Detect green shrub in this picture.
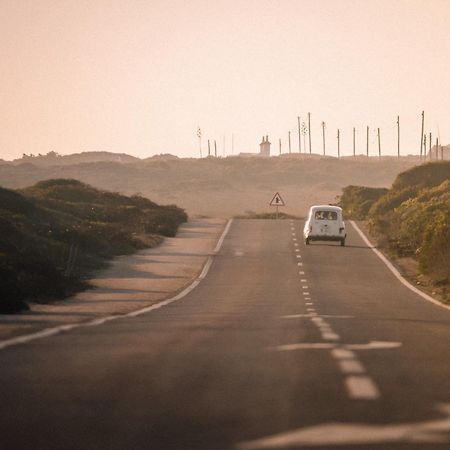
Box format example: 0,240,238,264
343,163,450,290
0,180,187,313
339,186,388,219
419,206,450,282
392,161,450,191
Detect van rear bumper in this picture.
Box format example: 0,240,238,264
306,235,345,242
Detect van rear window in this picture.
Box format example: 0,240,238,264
315,211,338,220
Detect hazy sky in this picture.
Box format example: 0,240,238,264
1,0,449,160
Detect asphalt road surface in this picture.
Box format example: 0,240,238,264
2,219,450,450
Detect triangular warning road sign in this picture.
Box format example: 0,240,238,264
270,192,285,206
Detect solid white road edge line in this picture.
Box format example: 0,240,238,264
214,219,233,253
350,220,450,312
0,219,234,351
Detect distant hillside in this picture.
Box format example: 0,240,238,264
0,179,187,313
0,152,424,217
11,151,140,166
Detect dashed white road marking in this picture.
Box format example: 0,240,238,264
286,225,387,402
345,375,380,400
322,332,340,341
338,359,365,374
331,348,357,359
311,316,324,322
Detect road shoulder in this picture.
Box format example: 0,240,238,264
0,218,226,340
353,220,449,307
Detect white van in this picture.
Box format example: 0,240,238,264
303,205,346,246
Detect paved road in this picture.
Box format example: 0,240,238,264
2,219,450,449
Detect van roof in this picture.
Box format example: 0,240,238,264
309,205,342,212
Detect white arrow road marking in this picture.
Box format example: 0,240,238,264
271,341,402,352
347,341,403,350
282,314,354,319
237,404,450,448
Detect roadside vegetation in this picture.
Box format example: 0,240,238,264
0,179,187,313
339,162,450,301
234,211,300,220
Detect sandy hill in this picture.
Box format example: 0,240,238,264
0,153,424,217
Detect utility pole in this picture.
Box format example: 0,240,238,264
308,112,312,154
321,121,326,156
423,134,427,160
366,126,369,157
377,127,381,159
208,139,211,157
297,116,301,153
436,137,439,160
197,127,202,158
353,127,356,157
337,129,340,158
279,138,282,155
429,132,432,160
214,140,217,157
288,131,291,153
397,116,400,157
420,111,424,159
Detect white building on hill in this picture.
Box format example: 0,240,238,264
238,135,271,157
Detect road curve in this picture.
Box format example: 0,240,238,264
2,219,450,450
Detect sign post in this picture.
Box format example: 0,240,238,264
269,192,285,219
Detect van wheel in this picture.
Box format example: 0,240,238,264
305,238,310,245
340,238,345,247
